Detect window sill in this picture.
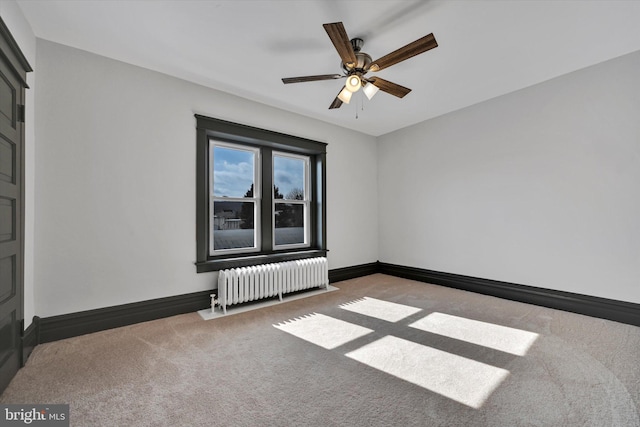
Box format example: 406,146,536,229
195,249,328,273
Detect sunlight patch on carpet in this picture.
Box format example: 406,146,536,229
409,312,539,356
273,313,373,350
339,297,422,322
346,335,510,409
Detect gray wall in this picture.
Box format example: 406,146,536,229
33,39,378,317
378,50,640,304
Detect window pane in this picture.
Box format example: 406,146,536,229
213,146,255,198
274,203,304,245
274,155,305,200
213,201,255,250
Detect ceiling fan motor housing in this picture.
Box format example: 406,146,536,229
342,44,372,74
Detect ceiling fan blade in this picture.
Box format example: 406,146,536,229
369,33,438,72
282,74,343,84
329,97,343,109
323,22,357,68
369,77,411,98
329,87,345,109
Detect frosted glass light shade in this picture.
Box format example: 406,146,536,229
345,75,362,92
363,82,380,100
338,87,353,104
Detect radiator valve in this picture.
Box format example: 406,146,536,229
210,293,219,309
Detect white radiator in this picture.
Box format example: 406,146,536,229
215,257,329,314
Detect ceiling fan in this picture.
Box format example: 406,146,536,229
282,22,438,109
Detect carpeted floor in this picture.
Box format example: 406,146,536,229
2,274,639,426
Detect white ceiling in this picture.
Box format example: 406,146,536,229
17,0,640,136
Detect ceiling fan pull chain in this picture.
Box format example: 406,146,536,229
355,91,363,119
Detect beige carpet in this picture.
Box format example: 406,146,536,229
2,274,639,426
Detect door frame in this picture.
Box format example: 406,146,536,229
0,15,32,394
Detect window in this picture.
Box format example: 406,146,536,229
196,115,327,272
210,142,260,254
273,152,310,249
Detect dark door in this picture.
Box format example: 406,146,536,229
0,17,31,393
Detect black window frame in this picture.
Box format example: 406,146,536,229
195,115,327,272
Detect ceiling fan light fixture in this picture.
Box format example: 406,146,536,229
338,87,353,104
345,74,362,92
363,82,380,100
